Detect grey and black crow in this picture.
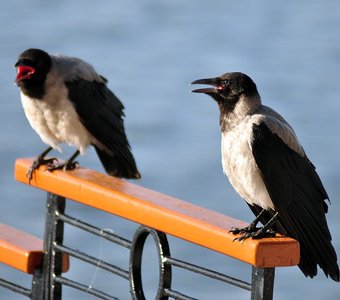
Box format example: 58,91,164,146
192,72,339,281
15,48,140,180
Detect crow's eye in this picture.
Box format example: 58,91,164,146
222,79,230,86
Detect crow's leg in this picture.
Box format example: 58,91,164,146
229,208,266,235
27,147,57,182
234,212,279,242
46,150,80,172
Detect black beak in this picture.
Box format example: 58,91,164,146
191,77,221,94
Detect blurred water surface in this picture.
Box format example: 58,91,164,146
1,1,340,299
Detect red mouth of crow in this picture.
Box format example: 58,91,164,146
15,66,35,83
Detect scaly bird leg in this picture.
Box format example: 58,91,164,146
233,212,279,242
46,150,80,172
229,208,266,234
27,146,57,182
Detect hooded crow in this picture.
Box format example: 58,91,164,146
192,72,339,281
15,48,140,180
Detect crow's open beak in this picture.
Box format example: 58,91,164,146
191,77,222,94
15,65,35,83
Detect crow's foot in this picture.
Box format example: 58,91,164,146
27,157,58,182
229,223,259,235
46,161,79,172
232,228,276,242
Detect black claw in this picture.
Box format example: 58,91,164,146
233,232,251,242
231,211,278,242
27,157,58,182
233,236,243,242
46,161,79,172
229,224,259,235
229,227,240,234
232,229,276,242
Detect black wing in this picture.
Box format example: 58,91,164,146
65,79,140,179
252,122,338,281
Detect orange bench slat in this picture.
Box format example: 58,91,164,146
0,223,69,274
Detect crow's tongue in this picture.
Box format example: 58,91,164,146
15,66,35,83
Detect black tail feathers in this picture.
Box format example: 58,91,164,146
94,146,141,179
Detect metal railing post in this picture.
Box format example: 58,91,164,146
250,266,275,300
31,268,44,300
42,193,66,300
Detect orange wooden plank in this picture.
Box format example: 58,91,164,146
0,223,69,274
0,224,43,274
15,158,300,268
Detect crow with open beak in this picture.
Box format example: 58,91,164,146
15,48,140,180
192,72,339,281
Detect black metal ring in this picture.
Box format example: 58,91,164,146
129,226,172,300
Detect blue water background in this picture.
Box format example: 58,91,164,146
0,1,340,299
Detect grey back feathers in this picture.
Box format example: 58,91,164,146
50,55,105,83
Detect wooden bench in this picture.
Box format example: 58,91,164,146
0,223,69,274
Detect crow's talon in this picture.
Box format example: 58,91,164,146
229,225,260,235
233,233,252,242
47,161,79,172
27,157,59,182
229,227,242,234
232,229,276,242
